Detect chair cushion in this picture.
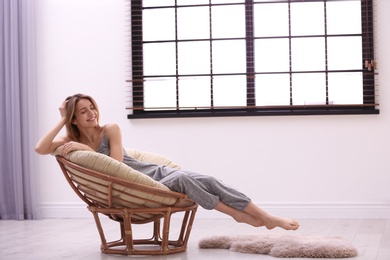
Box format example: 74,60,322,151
53,146,196,222
52,146,172,191
125,148,181,170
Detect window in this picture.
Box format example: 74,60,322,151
126,0,378,118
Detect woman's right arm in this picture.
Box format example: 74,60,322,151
35,118,68,155
35,101,70,155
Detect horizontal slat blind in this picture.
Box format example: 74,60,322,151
125,0,378,117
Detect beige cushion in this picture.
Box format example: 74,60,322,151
53,146,175,189
125,148,181,170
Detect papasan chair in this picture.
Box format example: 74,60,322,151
53,146,198,255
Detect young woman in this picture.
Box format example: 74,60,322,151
35,93,299,231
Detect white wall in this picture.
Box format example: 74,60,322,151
35,0,390,219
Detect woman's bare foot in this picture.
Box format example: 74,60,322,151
233,211,265,227
263,215,299,230
214,201,298,230
242,202,299,230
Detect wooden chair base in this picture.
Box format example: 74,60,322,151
88,204,198,255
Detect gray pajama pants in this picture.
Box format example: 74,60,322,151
122,155,251,211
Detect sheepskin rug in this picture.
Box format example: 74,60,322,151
199,233,358,258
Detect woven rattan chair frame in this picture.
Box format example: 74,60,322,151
56,155,198,255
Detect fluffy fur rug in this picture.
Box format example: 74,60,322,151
199,233,358,258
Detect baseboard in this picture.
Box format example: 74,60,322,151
40,202,390,219
257,202,390,219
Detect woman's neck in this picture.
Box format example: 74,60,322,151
78,125,104,150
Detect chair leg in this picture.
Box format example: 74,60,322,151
161,209,172,254
89,207,130,253
153,219,161,243
88,207,110,251
176,211,189,246
122,210,135,253
166,208,196,248
182,208,196,247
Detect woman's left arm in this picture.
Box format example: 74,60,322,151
62,141,94,156
106,123,124,162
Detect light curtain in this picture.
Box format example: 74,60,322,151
0,0,41,220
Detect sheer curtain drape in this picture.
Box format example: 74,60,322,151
0,0,41,220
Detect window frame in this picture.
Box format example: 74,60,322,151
128,0,378,119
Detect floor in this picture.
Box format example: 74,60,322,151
0,217,389,260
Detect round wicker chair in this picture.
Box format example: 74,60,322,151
53,147,198,255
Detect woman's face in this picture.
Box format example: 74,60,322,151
72,98,99,128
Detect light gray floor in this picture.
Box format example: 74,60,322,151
1,217,389,260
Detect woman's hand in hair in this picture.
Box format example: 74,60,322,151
59,100,68,119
